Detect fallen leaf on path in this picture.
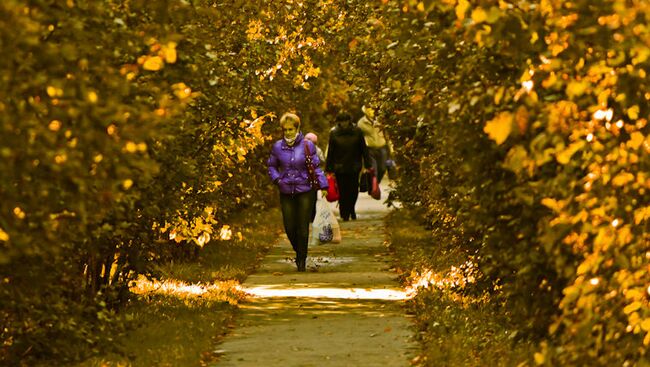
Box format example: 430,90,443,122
384,327,392,332
272,272,284,276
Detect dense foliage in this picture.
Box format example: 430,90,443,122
369,0,650,365
0,0,376,363
3,0,649,365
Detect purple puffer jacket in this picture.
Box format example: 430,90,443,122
268,133,329,195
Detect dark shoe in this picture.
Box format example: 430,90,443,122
351,213,357,220
296,258,306,272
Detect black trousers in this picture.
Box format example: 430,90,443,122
335,170,360,220
280,191,316,262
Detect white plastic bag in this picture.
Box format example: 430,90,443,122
311,196,341,245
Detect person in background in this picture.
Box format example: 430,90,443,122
305,132,325,163
268,113,328,271
357,105,389,184
325,112,371,221
305,132,325,223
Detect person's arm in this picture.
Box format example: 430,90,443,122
325,134,335,173
267,145,281,184
360,131,372,170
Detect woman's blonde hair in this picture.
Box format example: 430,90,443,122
280,112,301,128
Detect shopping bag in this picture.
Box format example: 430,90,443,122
369,173,381,200
311,196,341,245
326,174,339,202
359,170,372,192
326,198,341,243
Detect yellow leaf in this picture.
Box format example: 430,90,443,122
417,2,425,12
13,207,25,219
47,86,63,97
542,72,557,89
455,0,470,21
125,142,138,153
122,179,133,190
634,206,650,225
576,262,590,276
174,87,191,99
0,228,9,242
494,86,505,105
612,171,635,186
628,132,644,150
539,0,553,15
541,198,565,213
534,352,545,365
632,46,650,65
627,105,640,120
566,80,589,98
483,111,513,145
87,91,98,103
556,141,585,165
471,7,488,23
49,120,62,131
143,56,164,71
162,42,177,63
624,301,642,315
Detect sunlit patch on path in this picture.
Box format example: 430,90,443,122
244,285,408,300
213,183,418,366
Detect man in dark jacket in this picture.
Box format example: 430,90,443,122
325,112,372,221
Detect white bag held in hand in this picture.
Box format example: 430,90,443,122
311,196,341,245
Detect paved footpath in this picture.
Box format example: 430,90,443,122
213,184,417,366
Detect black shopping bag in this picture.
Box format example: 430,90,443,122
359,170,372,192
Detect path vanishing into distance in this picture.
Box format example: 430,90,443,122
213,183,418,366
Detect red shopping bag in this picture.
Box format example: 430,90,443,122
326,174,339,202
369,172,381,200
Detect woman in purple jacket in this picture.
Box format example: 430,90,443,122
268,112,328,271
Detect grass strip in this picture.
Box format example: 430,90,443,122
386,208,535,367
76,207,282,367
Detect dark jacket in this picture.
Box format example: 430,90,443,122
325,124,371,174
268,133,329,195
